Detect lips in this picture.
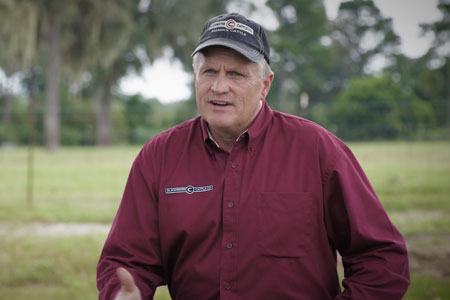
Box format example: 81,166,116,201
210,100,231,106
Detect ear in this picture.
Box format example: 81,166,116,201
193,71,199,87
260,73,274,101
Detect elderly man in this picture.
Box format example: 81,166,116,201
97,12,409,300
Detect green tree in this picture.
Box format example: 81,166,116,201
123,94,160,144
265,0,333,114
421,0,450,131
325,75,434,140
388,54,446,136
1,0,228,147
0,1,39,144
80,0,227,145
0,0,128,149
70,0,135,146
331,0,400,79
383,1,449,139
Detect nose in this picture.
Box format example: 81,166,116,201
211,71,230,94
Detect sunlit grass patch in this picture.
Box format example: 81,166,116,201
0,146,140,223
349,142,450,212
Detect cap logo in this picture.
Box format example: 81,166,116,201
209,19,254,35
225,19,236,29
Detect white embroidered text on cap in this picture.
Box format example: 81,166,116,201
209,19,254,35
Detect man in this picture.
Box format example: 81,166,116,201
97,12,409,300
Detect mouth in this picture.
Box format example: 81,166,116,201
210,100,231,107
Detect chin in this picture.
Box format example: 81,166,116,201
208,120,233,130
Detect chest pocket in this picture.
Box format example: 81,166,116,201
257,192,312,258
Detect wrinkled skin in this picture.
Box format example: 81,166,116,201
194,47,273,152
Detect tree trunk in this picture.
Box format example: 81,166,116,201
44,11,61,151
96,79,112,146
1,76,13,124
1,94,11,124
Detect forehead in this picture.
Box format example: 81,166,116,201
202,46,255,66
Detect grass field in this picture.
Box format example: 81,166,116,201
0,142,449,299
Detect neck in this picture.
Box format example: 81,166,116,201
208,101,263,153
208,128,240,153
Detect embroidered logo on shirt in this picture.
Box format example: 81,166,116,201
165,185,214,195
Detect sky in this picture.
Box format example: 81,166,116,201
325,0,441,57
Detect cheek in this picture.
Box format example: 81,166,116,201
196,80,212,95
246,81,264,100
195,85,207,102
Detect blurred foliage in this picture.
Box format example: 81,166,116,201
331,0,400,77
265,0,332,112
0,0,449,146
316,74,435,140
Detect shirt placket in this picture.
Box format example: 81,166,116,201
220,143,244,299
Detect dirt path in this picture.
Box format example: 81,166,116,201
0,222,110,236
1,221,449,278
406,234,450,277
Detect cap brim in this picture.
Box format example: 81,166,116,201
191,38,264,62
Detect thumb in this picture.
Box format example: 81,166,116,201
116,267,137,293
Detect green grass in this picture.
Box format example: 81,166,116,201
2,233,448,300
0,234,106,299
0,233,171,300
403,274,450,300
1,142,449,223
0,146,141,223
349,142,450,212
389,210,450,235
0,142,449,299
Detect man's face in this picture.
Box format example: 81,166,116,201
194,47,272,137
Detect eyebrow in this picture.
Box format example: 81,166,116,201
202,61,251,73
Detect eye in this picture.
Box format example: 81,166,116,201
203,69,216,74
230,71,243,77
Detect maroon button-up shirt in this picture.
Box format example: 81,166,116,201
97,102,409,299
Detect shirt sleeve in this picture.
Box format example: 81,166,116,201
97,145,166,299
322,138,410,299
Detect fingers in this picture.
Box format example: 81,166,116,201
116,267,137,293
114,267,142,300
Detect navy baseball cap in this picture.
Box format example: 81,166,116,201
192,13,270,64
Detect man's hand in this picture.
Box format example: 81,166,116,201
113,267,143,300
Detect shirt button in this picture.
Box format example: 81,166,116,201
231,162,237,169
228,202,234,208
226,243,233,249
225,284,231,290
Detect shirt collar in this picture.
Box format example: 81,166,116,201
200,101,273,153
200,116,213,144
200,117,220,156
206,126,221,148
247,100,273,143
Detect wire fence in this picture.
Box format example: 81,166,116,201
0,98,449,148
